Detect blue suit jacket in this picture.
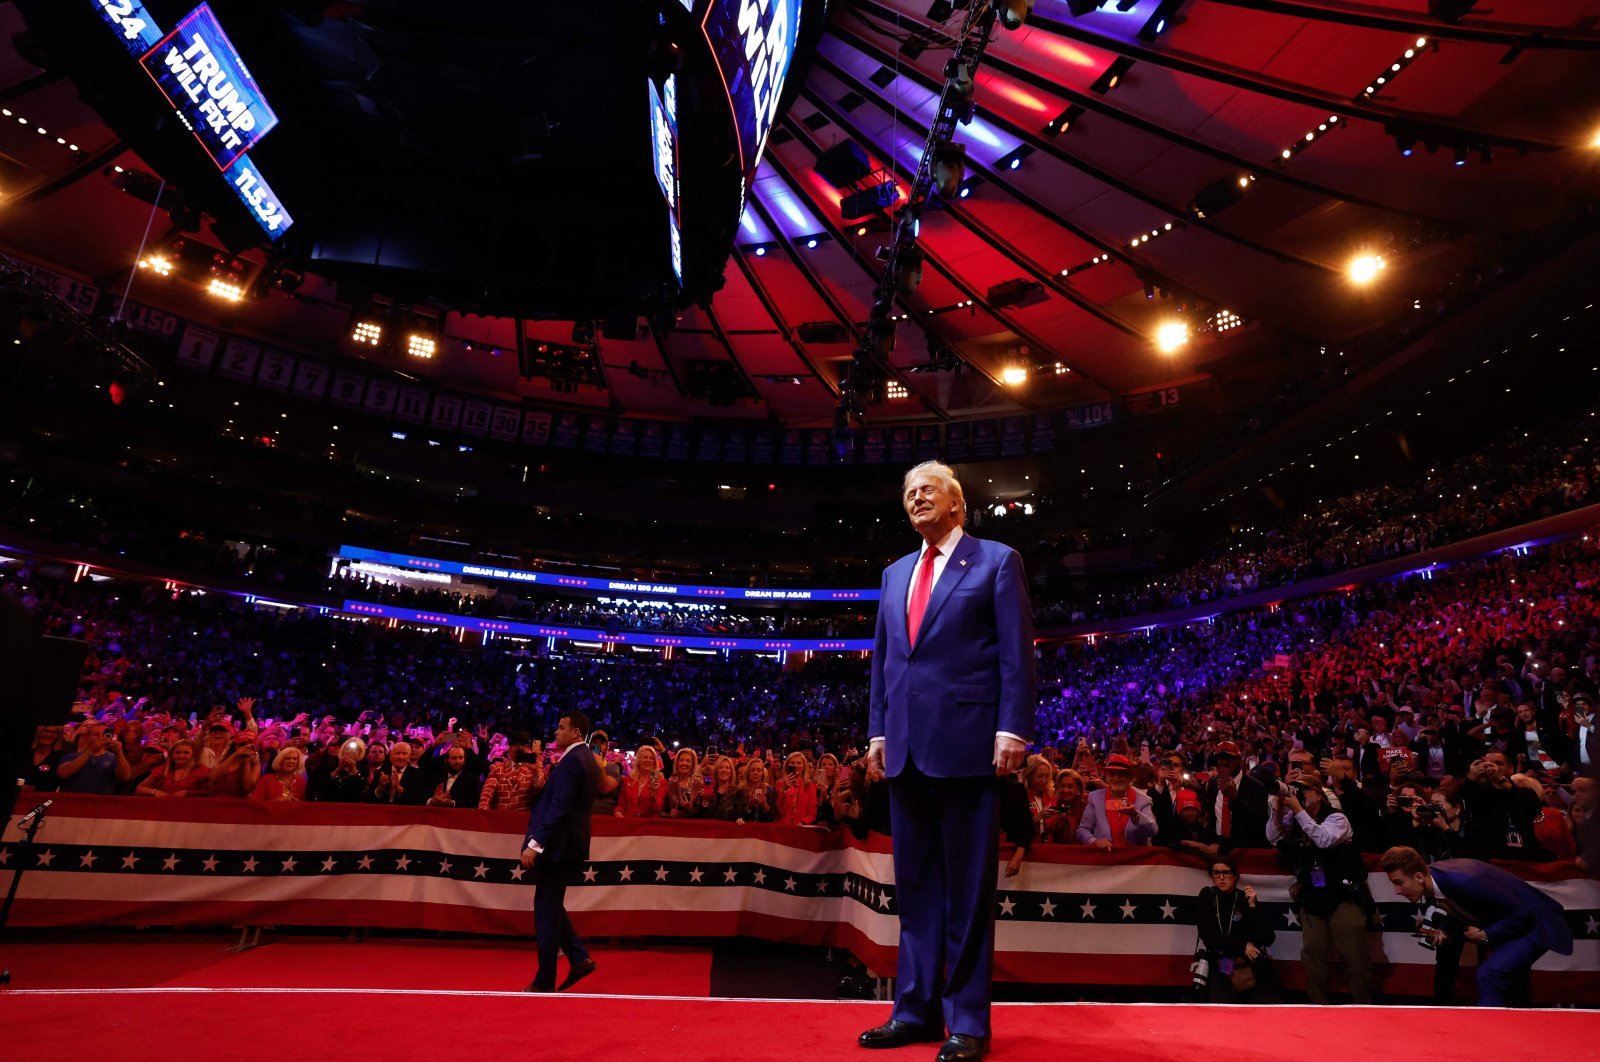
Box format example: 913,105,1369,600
869,532,1036,779
1430,858,1574,955
1076,788,1158,846
523,743,600,872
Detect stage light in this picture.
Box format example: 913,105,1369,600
958,185,972,198
754,245,767,256
806,237,819,249
1001,365,1028,386
351,320,383,346
1091,58,1134,94
1453,146,1468,166
886,379,910,400
1347,253,1386,285
1155,320,1188,353
1591,126,1600,148
1054,362,1069,375
1009,157,1021,170
856,225,869,236
998,0,1034,32
138,254,173,277
932,142,967,198
406,333,437,359
1137,0,1183,41
207,278,244,303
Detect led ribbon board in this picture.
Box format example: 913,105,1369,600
140,3,278,171
702,0,802,175
92,0,164,55
338,545,879,602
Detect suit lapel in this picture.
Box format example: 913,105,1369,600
911,533,978,653
886,550,917,647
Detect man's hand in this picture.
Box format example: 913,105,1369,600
237,697,255,717
1282,790,1303,815
1463,925,1488,944
994,734,1026,777
1092,838,1114,852
1417,926,1449,946
866,740,886,782
1241,884,1257,907
519,846,537,870
1004,848,1025,878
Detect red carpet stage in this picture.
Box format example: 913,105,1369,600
1,983,1594,1062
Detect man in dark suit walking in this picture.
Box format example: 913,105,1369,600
859,462,1035,1062
1382,845,1574,1006
520,709,601,993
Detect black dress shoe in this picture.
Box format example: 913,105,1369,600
557,957,597,991
521,981,550,993
935,1035,989,1062
858,1020,944,1049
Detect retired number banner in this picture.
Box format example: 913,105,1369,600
4,796,1597,1003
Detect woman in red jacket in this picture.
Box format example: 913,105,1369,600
620,745,670,818
776,752,819,826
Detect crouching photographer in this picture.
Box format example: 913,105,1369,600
1381,845,1574,1007
1193,853,1279,1003
1268,774,1375,1004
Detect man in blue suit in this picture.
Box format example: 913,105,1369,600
1381,845,1574,1006
519,709,601,993
858,462,1035,1062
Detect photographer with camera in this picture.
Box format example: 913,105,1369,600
1194,853,1279,1003
479,732,545,811
1457,750,1551,861
1382,845,1573,1006
1268,771,1375,1004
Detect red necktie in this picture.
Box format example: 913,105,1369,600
1219,791,1233,838
907,545,939,646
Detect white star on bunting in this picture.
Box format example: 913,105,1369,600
79,850,97,869
1079,899,1096,919
0,848,10,865
783,876,797,892
35,849,55,867
723,867,738,883
438,858,453,875
1040,897,1057,918
395,855,412,872
618,865,634,882
473,862,489,879
816,879,828,893
1585,915,1598,936
321,857,338,873
357,854,374,870
582,866,598,882
121,852,140,871
510,865,525,881
1159,900,1177,920
1119,899,1137,920
878,890,891,910
202,855,218,872
241,856,258,873
654,865,670,882
280,857,298,873
162,854,180,871
999,896,1016,917
753,869,767,885
1284,910,1301,927
688,867,704,883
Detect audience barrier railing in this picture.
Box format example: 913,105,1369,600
5,796,1597,1002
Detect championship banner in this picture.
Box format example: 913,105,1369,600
5,797,1597,1002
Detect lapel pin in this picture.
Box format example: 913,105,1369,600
959,560,968,567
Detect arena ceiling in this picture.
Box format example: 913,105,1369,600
0,0,1598,429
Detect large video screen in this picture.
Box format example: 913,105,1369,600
140,3,279,171
702,0,802,175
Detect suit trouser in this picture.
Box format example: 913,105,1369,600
888,766,1000,1039
1475,936,1546,1007
1300,902,1372,1004
532,873,590,990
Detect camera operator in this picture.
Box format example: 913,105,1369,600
1268,772,1374,1004
1382,845,1573,1006
1457,750,1551,861
1195,853,1278,1003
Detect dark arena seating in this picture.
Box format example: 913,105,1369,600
2,1,1599,1053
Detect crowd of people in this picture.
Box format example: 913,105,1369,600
1037,409,1598,624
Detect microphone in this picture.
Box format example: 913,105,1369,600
17,799,52,830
